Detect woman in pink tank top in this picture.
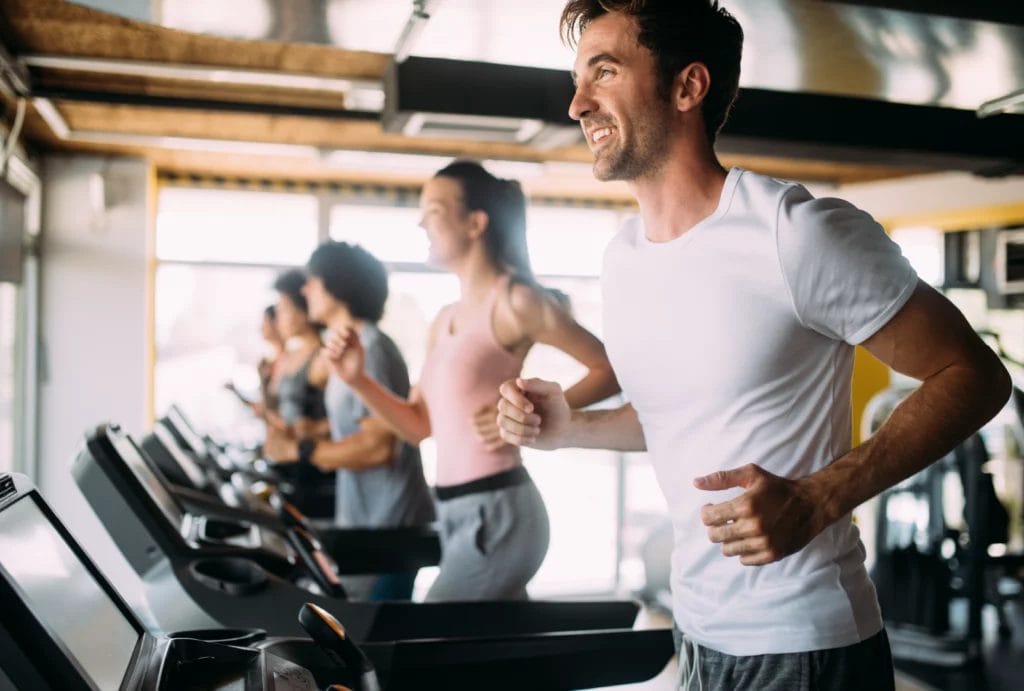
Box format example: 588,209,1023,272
324,161,619,600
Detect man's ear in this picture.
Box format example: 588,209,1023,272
674,62,711,113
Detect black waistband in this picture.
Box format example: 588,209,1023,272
435,466,530,501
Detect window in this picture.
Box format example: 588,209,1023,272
0,282,16,472
154,263,280,445
527,207,619,277
157,188,318,264
330,204,428,264
154,186,320,445
157,184,650,596
891,226,943,286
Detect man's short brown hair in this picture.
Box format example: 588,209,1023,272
561,0,743,143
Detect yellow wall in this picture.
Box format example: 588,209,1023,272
852,201,1024,445
851,347,890,446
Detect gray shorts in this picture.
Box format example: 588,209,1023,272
672,626,895,691
426,475,550,601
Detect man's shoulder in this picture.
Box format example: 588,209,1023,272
730,168,804,217
361,324,411,390
728,169,878,238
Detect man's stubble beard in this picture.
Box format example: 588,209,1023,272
592,105,673,182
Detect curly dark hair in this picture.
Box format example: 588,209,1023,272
306,241,389,323
560,0,743,142
273,268,310,314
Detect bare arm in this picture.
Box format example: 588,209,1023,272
323,321,438,446
292,416,331,439
506,283,620,409
263,417,397,471
497,378,646,452
347,378,432,446
310,417,397,471
565,402,646,451
807,280,1010,524
698,280,1011,565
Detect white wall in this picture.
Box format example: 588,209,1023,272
37,154,151,607
839,171,1024,223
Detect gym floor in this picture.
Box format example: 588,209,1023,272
893,603,1024,691
598,604,1024,690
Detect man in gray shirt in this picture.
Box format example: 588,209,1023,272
265,241,435,600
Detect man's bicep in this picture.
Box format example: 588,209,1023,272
861,279,979,381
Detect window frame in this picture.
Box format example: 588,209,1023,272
2,155,42,481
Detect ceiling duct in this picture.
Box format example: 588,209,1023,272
384,55,1024,176
383,57,581,149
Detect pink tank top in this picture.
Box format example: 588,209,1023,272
418,276,526,486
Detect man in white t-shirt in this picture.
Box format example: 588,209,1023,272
496,1,1011,689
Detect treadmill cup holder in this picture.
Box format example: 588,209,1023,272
167,627,268,647
189,556,269,596
200,517,251,540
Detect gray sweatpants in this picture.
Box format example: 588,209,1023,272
673,627,895,690
426,478,550,601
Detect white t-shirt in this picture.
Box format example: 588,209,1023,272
602,168,917,656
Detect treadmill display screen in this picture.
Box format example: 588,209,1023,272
111,432,186,528
0,497,140,689
154,423,208,489
168,405,208,458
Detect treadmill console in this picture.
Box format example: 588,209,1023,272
112,428,291,561
166,404,211,461
0,474,337,691
152,422,209,490
0,491,143,689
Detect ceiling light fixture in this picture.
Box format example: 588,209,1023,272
21,55,382,99
321,149,544,179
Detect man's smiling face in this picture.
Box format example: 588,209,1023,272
569,12,675,182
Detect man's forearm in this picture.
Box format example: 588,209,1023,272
314,430,393,471
808,356,1010,525
565,403,646,451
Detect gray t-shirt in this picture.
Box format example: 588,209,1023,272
326,322,435,528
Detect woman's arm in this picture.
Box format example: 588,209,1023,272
505,283,620,409
322,319,440,445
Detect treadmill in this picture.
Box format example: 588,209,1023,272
74,423,647,642
0,472,677,690
140,416,442,578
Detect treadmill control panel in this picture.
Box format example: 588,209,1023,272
181,514,292,561
0,475,362,691
0,495,141,690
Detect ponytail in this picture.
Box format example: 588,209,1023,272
434,160,571,311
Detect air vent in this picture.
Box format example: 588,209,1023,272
402,112,543,143
383,57,579,150
0,474,15,501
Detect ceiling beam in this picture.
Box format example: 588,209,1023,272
20,55,382,94
32,86,379,121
